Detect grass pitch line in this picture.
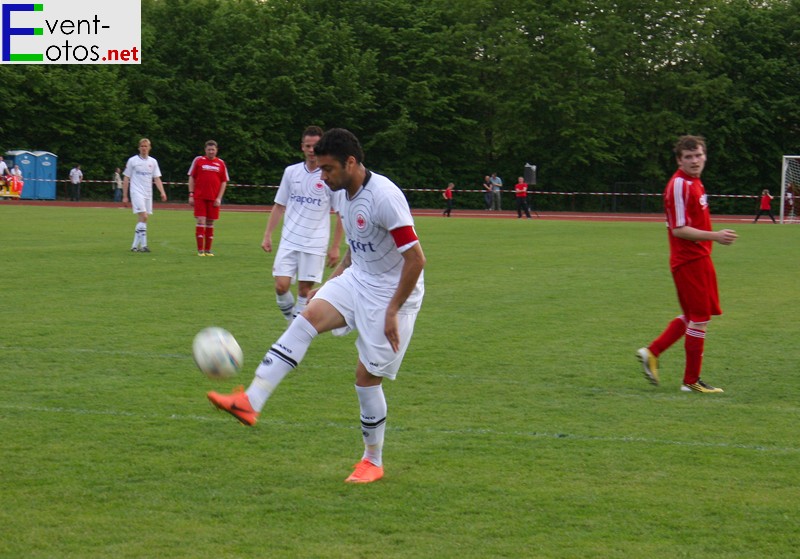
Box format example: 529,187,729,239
2,403,798,455
0,344,189,360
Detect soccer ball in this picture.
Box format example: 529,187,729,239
192,327,243,379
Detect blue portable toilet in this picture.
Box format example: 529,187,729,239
5,150,36,198
32,151,58,199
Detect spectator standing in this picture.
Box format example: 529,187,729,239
112,167,123,202
785,183,795,219
69,164,83,201
442,182,454,217
514,177,532,219
490,173,503,211
753,189,776,223
482,175,493,210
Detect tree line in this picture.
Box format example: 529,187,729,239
1,0,798,211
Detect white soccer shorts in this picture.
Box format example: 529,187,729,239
130,191,153,215
272,246,325,284
314,268,419,379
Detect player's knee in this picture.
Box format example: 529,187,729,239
274,279,291,295
297,282,314,297
688,320,709,331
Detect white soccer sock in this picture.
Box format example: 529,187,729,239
356,384,387,467
246,315,318,411
276,291,294,321
132,223,147,248
293,295,308,319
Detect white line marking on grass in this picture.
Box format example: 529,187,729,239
2,404,797,455
0,345,187,359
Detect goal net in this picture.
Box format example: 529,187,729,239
780,156,800,223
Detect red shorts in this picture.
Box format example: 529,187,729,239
193,198,220,220
672,257,721,323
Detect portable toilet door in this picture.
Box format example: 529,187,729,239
32,151,58,199
5,149,36,199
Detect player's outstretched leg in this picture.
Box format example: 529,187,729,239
208,316,318,426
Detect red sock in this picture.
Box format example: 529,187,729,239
683,328,705,384
649,316,687,357
204,225,214,252
195,225,205,251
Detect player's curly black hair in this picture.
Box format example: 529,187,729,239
314,128,364,167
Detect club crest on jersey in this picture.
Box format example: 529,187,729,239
356,212,368,230
313,181,325,193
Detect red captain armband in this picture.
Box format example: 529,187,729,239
390,225,419,250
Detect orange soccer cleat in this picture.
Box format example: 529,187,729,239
207,386,259,426
345,459,384,484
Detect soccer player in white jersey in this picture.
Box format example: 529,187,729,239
262,125,344,322
122,138,167,253
209,128,426,484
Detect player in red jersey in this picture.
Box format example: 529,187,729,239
188,140,230,256
637,135,737,393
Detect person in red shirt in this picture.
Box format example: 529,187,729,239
442,182,454,217
514,177,532,219
188,140,230,256
753,189,776,223
636,135,737,393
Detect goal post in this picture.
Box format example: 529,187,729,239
780,156,800,223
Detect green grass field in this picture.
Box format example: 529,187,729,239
1,205,798,558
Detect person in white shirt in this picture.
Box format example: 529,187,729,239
69,164,83,201
262,125,343,322
122,138,167,253
0,157,9,176
209,128,426,484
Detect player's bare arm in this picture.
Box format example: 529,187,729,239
187,176,195,206
261,204,286,252
155,177,167,201
215,181,227,207
384,242,426,352
327,215,344,268
329,247,351,280
121,176,130,205
672,225,738,245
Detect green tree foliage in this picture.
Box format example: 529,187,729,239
1,0,798,208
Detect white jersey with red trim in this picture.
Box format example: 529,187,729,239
334,170,424,310
274,162,337,256
124,155,161,197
